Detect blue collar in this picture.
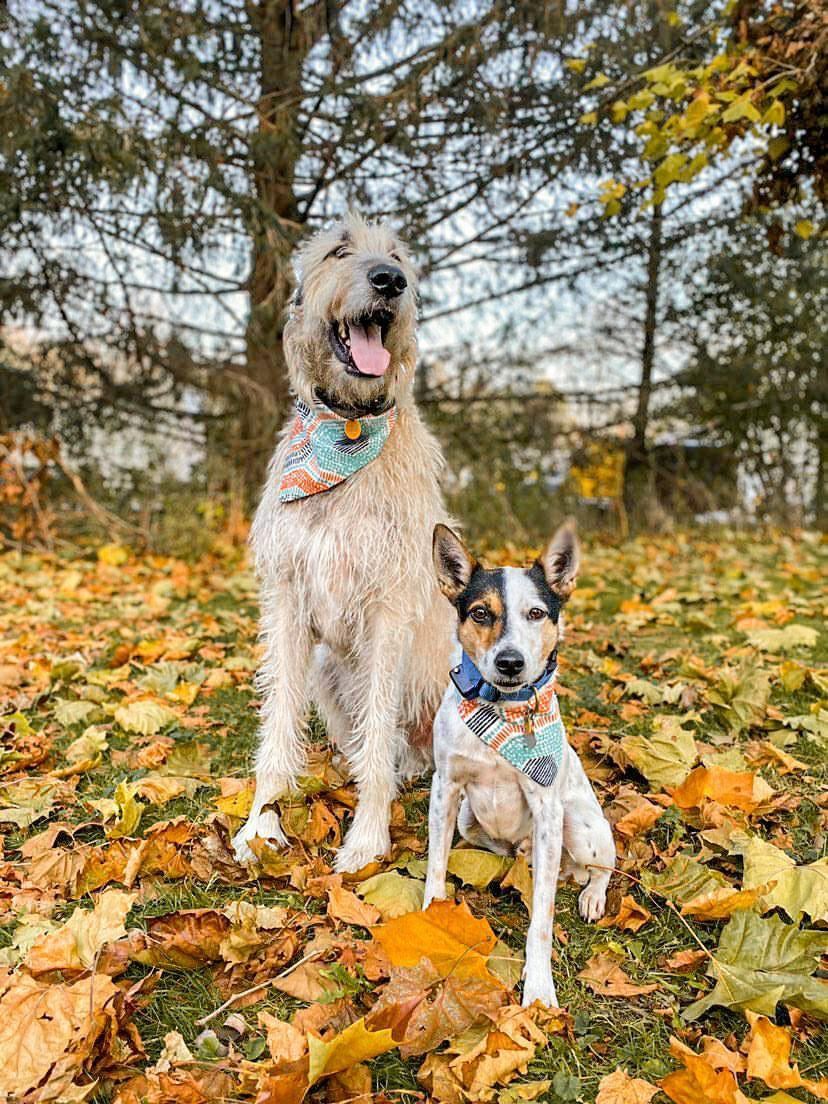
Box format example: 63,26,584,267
450,649,558,703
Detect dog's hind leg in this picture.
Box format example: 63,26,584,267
312,646,353,752
457,796,512,856
333,612,408,873
233,582,313,864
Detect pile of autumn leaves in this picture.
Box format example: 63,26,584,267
0,534,826,1104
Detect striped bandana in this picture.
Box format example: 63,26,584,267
455,678,565,787
279,398,397,502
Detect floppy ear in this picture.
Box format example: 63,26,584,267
433,524,476,603
539,519,580,600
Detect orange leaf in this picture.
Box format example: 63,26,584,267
680,883,768,920
746,1013,828,1098
371,899,498,980
661,1037,750,1104
672,766,772,812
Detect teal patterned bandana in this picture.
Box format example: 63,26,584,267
279,399,397,502
454,678,565,786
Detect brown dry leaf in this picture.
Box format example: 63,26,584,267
447,1003,553,1101
113,1067,237,1104
371,898,498,981
660,1036,750,1104
671,765,773,812
596,1067,659,1104
680,883,768,920
25,887,137,975
259,1010,308,1063
0,971,120,1099
578,952,659,998
373,956,505,1057
124,908,230,969
598,894,652,932
745,1012,828,1098
613,799,665,839
326,1063,373,1104
663,948,708,973
326,876,382,928
273,957,340,1003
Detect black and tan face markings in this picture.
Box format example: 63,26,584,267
456,567,507,661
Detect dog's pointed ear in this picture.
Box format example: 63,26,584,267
433,524,476,603
539,519,580,600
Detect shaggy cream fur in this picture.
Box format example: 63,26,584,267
233,214,455,873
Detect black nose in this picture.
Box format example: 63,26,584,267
368,263,407,299
494,648,524,678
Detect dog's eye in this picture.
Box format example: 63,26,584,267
327,244,351,260
390,251,401,262
527,608,547,621
469,607,490,624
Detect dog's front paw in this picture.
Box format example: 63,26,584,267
334,829,391,874
578,880,608,922
522,973,559,1008
232,809,288,865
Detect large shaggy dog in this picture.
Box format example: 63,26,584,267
233,214,454,873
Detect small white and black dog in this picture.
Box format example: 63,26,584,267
424,521,615,1007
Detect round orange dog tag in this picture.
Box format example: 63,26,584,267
344,419,362,440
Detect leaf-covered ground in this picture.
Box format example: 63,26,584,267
0,531,826,1104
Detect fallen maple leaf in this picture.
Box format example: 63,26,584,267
597,1067,658,1104
373,956,505,1056
578,952,659,998
355,870,424,919
680,883,768,920
326,876,382,927
613,798,665,839
684,909,828,1020
735,833,828,922
372,898,498,981
672,765,774,812
745,1012,828,1098
598,894,652,932
0,972,122,1099
25,887,137,975
661,1036,749,1104
447,847,512,888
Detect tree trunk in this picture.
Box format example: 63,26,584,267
237,1,320,500
623,200,666,529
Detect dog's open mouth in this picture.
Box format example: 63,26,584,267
329,309,394,378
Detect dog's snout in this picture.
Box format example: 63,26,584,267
494,648,524,678
368,263,407,299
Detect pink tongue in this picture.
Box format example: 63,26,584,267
349,323,390,377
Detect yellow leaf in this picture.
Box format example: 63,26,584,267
97,543,130,566
565,58,587,73
447,848,512,888
584,73,611,90
356,870,424,919
307,1016,397,1085
794,219,814,240
764,100,785,126
114,699,177,735
580,111,598,125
